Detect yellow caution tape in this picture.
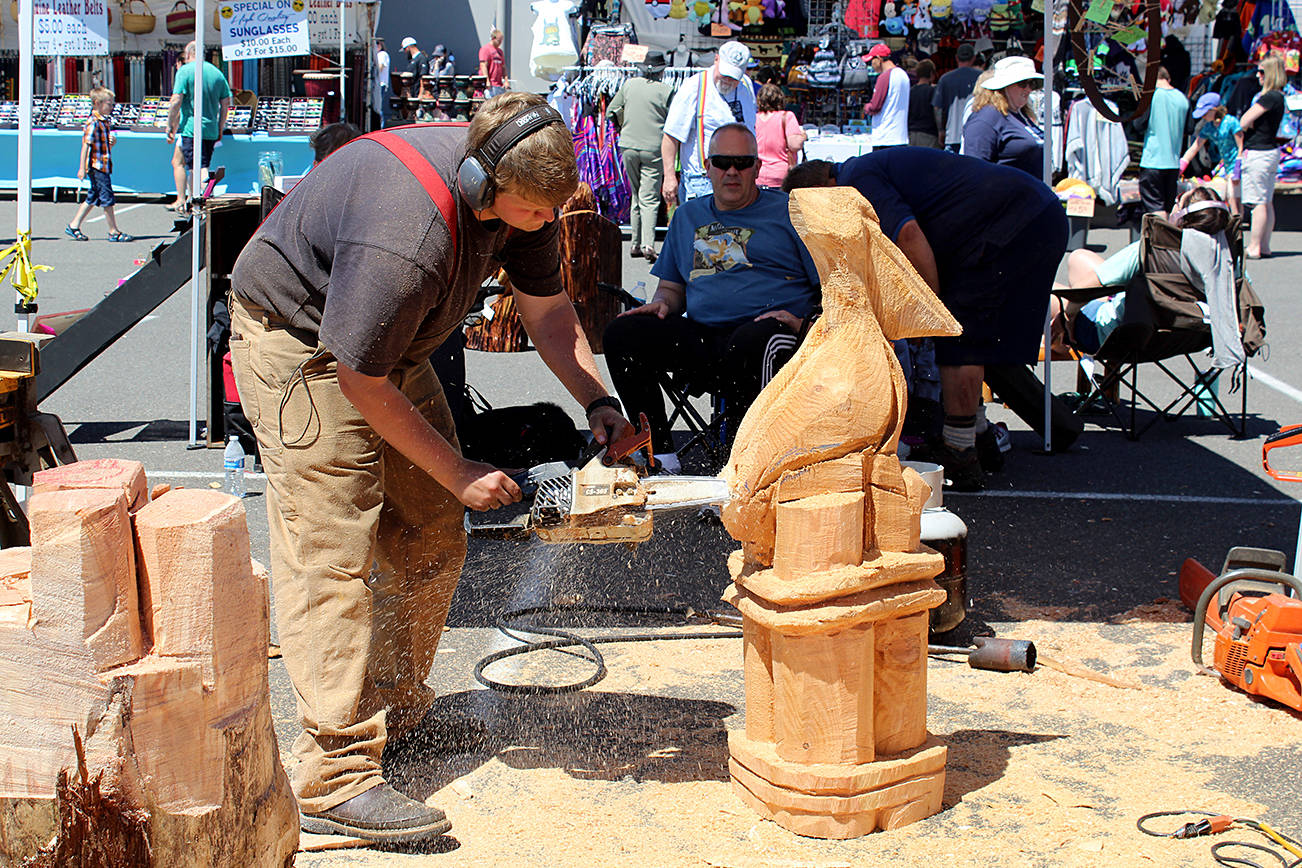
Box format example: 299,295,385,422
0,231,51,304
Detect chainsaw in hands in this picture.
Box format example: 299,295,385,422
464,413,731,544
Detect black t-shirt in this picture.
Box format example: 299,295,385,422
1244,89,1286,151
232,125,563,377
908,83,937,134
833,147,1057,269
408,51,430,78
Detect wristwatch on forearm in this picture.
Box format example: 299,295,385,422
585,395,622,417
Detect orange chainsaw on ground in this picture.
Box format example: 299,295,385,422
1184,425,1302,711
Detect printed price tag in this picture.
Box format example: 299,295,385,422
1083,0,1115,25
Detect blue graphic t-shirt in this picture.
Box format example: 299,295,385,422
651,188,820,327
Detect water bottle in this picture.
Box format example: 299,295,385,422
903,461,969,635
224,437,247,498
1194,374,1219,417
633,280,648,302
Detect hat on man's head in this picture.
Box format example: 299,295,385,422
865,43,892,59
716,41,751,79
643,50,667,72
431,43,447,57
956,43,976,61
400,36,417,50
1192,91,1221,118
983,55,1042,90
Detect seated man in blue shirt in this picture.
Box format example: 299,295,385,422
785,148,1068,490
604,123,821,472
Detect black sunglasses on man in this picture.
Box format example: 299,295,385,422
708,154,758,171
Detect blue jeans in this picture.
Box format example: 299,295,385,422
680,171,712,202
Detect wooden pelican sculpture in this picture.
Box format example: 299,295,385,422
719,186,963,839
722,186,960,569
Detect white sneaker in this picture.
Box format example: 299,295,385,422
655,451,682,474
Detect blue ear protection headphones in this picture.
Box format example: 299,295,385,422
457,104,566,211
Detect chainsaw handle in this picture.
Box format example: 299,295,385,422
1192,569,1302,671
1262,424,1302,482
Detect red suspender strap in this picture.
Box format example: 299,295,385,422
359,124,468,267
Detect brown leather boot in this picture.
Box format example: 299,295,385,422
299,782,451,842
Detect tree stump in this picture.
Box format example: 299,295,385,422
719,188,962,839
0,459,298,866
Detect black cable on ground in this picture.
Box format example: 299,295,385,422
1137,810,1302,868
473,604,742,695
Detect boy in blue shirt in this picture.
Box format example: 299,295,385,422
603,123,821,471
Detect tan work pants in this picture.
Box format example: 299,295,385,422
228,295,466,813
620,147,662,253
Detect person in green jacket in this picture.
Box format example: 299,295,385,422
607,51,673,263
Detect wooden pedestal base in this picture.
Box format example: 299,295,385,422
729,734,947,839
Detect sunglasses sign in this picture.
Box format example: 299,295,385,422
218,0,310,61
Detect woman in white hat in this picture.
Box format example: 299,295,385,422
961,55,1044,177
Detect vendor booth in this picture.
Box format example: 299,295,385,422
0,0,380,196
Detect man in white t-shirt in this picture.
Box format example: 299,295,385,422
863,44,909,148
661,40,757,204
373,37,391,129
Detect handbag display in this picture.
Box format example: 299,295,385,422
806,48,842,87
166,0,195,34
122,0,157,34
840,53,871,89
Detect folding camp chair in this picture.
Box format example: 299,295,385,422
660,371,729,469
1065,213,1266,439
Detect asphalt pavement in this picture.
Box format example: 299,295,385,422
7,191,1302,859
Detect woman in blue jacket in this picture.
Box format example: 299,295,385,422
961,56,1045,177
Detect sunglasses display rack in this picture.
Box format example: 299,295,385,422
226,104,254,134
251,96,291,133
33,96,62,127
111,102,142,128
0,93,327,137
57,95,94,130
131,97,170,132
287,97,325,133
250,97,324,135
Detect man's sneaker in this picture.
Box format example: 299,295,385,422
975,426,1005,473
300,782,451,843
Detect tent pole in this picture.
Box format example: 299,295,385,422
16,0,33,338
1041,0,1058,454
339,1,346,122
188,3,206,448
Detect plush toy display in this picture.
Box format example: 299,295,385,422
668,0,689,18
688,0,715,25
647,0,672,17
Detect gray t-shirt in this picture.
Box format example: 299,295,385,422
232,125,563,377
